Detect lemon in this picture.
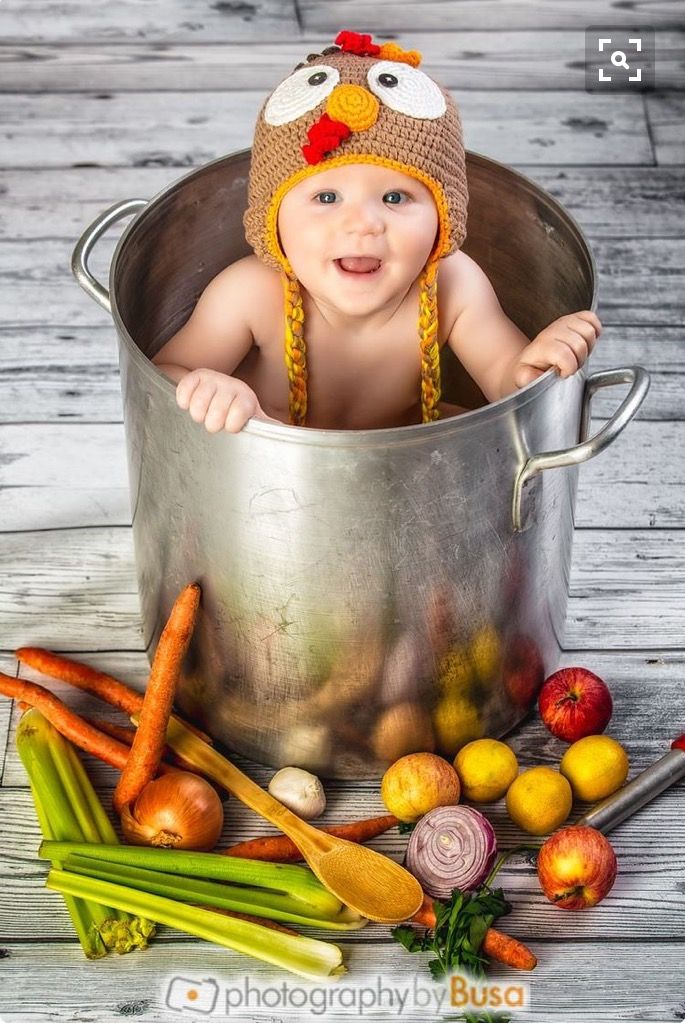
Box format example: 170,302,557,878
438,646,475,697
506,766,572,835
560,735,629,802
433,695,484,757
454,738,519,803
469,626,503,682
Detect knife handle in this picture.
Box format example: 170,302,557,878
576,747,685,834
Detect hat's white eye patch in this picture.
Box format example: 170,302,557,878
367,61,446,119
264,65,340,126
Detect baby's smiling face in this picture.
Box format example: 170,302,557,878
276,163,439,323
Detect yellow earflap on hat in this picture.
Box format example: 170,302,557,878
243,30,469,427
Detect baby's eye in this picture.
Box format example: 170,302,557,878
315,191,338,204
384,191,408,205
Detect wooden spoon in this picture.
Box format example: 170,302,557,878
164,717,423,923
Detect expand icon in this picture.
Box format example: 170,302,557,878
585,27,655,91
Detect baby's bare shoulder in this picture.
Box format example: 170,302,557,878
214,254,281,334
441,250,496,304
211,253,274,297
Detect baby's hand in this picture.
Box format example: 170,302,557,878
176,368,276,434
513,311,602,388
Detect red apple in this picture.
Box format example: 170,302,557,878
503,634,545,707
537,825,617,910
538,666,612,742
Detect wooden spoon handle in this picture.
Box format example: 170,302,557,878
164,718,329,855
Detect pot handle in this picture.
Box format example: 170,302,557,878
512,366,650,531
71,199,148,314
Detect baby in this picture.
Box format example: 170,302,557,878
153,31,600,433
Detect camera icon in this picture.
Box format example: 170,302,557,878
165,976,219,1014
585,27,655,91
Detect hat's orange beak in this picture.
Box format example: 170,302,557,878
326,83,379,132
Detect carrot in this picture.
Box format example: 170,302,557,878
16,645,213,744
411,891,439,928
86,717,138,746
112,583,201,815
222,814,399,861
0,673,141,772
16,647,143,716
482,927,537,971
411,892,537,972
86,715,222,788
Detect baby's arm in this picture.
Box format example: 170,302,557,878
445,254,601,402
152,258,275,433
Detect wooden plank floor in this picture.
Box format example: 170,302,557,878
1,4,684,1021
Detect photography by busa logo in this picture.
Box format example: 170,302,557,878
162,972,530,1018
585,26,655,91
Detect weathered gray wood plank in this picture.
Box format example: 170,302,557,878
301,0,685,31
647,92,685,165
1,32,683,92
0,939,683,1022
0,656,13,785
0,91,652,169
0,416,681,530
0,0,298,45
0,528,683,650
4,238,682,330
3,166,683,241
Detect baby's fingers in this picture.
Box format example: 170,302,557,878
204,391,237,433
224,394,260,434
550,339,582,378
187,378,220,424
572,310,602,346
175,371,199,410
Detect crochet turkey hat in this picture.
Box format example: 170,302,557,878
243,30,469,427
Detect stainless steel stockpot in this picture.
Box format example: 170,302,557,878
73,150,649,778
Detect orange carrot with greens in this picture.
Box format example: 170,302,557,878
410,893,537,971
0,673,170,774
222,814,399,862
112,583,201,815
15,645,212,744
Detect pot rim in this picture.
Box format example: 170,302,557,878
109,148,597,448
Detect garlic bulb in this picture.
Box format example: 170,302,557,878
267,766,326,819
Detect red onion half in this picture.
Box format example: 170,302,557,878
405,805,497,898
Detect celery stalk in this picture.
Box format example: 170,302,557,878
39,841,342,918
17,710,154,954
29,781,106,959
48,868,346,981
61,740,119,843
64,854,367,931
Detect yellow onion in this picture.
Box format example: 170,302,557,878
121,771,224,851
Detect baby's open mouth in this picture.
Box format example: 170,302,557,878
335,256,383,274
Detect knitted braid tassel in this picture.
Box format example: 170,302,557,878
418,253,442,422
282,269,308,426
283,258,442,427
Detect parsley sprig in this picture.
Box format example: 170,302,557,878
393,884,511,980
392,844,540,980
